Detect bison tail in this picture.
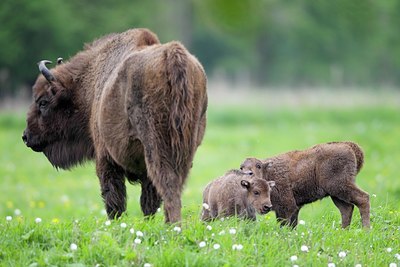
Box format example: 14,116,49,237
164,42,196,174
345,142,364,173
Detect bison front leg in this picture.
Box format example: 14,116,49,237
140,178,163,217
96,158,127,219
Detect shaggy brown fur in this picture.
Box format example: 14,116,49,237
201,169,275,221
240,142,370,228
22,28,208,223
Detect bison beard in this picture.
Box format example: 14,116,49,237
23,28,208,223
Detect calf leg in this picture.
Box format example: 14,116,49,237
289,208,300,227
329,183,370,228
331,196,354,228
140,178,163,217
96,157,126,219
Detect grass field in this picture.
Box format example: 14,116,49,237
0,89,399,266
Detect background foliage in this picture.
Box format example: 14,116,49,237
1,0,400,96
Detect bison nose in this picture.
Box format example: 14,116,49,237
22,131,28,144
263,204,272,213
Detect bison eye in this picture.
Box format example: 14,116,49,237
39,99,49,109
254,191,260,196
256,164,261,169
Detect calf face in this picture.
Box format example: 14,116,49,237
240,158,264,178
241,178,275,214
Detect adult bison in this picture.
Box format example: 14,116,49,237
22,28,208,223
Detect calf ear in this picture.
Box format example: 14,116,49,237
240,180,250,190
267,181,276,188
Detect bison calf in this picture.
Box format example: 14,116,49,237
240,142,370,228
201,169,275,221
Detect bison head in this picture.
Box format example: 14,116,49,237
241,178,275,215
22,60,94,169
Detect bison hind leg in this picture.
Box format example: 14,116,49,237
331,196,354,228
140,178,163,217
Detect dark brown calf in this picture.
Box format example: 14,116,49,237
240,142,370,228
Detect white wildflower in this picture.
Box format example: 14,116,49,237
301,245,309,252
130,228,135,234
386,247,392,252
134,238,142,244
120,222,127,228
206,225,212,231
328,263,336,267
218,230,226,235
232,244,243,250
229,228,237,234
136,231,144,237
299,220,306,225
173,226,181,233
338,251,346,258
70,243,78,251
35,217,42,223
290,255,298,262
14,209,21,216
389,263,397,267
105,220,111,226
6,216,12,221
144,263,152,267
199,241,206,248
213,244,220,250
355,264,362,267
157,208,161,212
202,203,210,210
395,254,400,260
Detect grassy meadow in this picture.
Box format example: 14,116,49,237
0,89,399,266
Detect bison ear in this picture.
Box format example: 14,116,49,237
267,181,276,188
241,180,250,190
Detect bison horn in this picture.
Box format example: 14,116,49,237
37,60,55,82
57,57,63,65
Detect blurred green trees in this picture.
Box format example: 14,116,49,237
1,0,399,96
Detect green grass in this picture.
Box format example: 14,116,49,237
1,102,400,266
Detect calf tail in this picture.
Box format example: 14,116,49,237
344,142,364,173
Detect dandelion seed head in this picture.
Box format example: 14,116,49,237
70,243,78,251
301,245,309,252
389,263,397,267
299,220,305,225
120,222,127,228
395,253,400,260
14,209,21,216
387,247,392,252
328,263,336,267
206,225,212,231
229,228,237,234
105,220,111,226
290,255,298,261
35,217,42,223
213,244,220,250
144,263,152,267
173,226,181,233
199,241,206,248
218,230,226,235
338,251,346,258
355,264,362,267
134,238,142,244
100,209,107,215
130,228,135,234
157,208,161,212
6,216,12,221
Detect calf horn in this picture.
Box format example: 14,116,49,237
37,60,55,82
57,57,63,65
